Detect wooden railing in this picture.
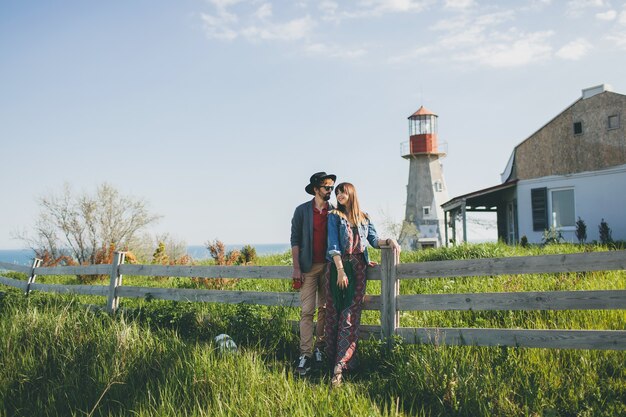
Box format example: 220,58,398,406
1,249,625,350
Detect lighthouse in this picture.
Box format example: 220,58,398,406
401,106,449,249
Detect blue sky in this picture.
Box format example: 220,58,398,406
1,0,625,249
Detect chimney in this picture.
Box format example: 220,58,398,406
582,84,613,99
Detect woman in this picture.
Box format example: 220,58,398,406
324,182,401,387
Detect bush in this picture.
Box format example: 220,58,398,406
575,217,587,244
599,218,613,245
238,245,258,265
542,227,563,245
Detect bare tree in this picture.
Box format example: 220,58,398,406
18,183,160,265
377,209,419,249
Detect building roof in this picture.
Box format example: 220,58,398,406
501,86,626,182
408,105,436,118
441,180,518,211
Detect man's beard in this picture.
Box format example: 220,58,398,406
323,194,331,201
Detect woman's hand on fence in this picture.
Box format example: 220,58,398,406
387,239,401,264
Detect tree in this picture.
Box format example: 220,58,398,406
598,218,613,245
152,242,170,265
238,245,257,265
575,217,587,244
378,209,420,249
18,183,160,266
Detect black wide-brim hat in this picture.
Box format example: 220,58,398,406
305,172,337,195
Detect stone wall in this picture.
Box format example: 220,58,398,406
514,91,626,180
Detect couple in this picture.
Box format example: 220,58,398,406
290,172,401,387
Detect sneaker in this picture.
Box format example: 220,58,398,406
330,372,343,388
296,355,311,376
313,348,324,365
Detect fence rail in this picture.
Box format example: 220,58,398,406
1,249,625,350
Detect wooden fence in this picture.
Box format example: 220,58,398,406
1,249,625,350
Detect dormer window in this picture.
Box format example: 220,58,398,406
573,121,583,135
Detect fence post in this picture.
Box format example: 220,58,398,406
380,246,399,346
24,258,43,296
106,251,125,314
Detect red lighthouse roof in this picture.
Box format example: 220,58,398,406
409,105,436,118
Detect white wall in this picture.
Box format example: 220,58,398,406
516,164,626,243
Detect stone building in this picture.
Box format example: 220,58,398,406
442,84,626,244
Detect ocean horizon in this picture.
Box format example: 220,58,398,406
0,244,290,266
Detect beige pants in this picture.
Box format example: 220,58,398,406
299,262,327,356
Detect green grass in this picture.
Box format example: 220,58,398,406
1,242,625,416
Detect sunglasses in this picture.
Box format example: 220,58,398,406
320,185,334,192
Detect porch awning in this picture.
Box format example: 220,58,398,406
442,180,518,212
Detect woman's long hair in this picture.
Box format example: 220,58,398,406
334,182,367,226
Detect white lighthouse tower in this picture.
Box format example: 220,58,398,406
401,106,449,249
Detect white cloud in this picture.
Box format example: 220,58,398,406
201,11,239,40
242,16,315,41
254,3,273,20
319,1,341,22
444,0,475,10
364,0,432,13
208,0,245,11
454,30,553,68
556,38,592,59
306,42,368,59
388,45,437,63
596,9,617,20
566,0,607,17
606,31,626,48
474,10,516,26
620,9,626,25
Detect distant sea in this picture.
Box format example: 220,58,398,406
0,244,290,267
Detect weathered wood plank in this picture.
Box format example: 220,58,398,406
363,295,381,311
381,248,399,341
0,275,28,290
0,262,31,274
117,287,301,306
35,265,112,276
359,324,382,339
115,287,381,310
118,264,382,280
120,264,293,279
366,267,381,281
396,327,626,350
397,250,626,279
397,290,626,311
29,283,108,296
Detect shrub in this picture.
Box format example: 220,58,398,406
520,235,529,247
599,219,613,245
575,217,587,244
238,245,258,265
541,227,563,245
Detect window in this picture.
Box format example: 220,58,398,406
608,115,619,130
434,181,443,192
423,206,430,216
573,121,583,135
550,189,575,228
531,188,548,231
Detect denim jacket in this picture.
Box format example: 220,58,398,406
326,210,380,264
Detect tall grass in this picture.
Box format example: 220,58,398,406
1,242,625,416
0,293,400,417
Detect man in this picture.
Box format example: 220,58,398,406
291,171,336,376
